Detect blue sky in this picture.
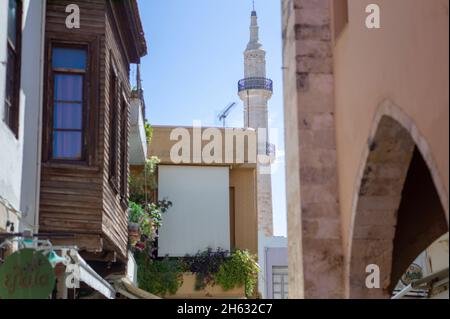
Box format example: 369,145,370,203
137,0,287,236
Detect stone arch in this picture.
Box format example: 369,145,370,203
346,100,449,298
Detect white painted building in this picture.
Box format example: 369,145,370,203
258,233,288,299
0,0,46,245
158,165,231,256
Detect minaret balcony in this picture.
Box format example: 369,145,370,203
238,77,273,93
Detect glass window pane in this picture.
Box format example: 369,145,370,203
54,74,83,101
8,0,17,46
52,48,87,70
272,275,282,283
5,48,16,102
54,103,82,130
53,131,82,160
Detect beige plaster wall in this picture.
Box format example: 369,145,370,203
147,126,258,255
333,0,449,256
149,126,257,166
230,168,258,255
281,0,449,298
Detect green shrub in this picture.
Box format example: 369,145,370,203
183,248,228,291
129,201,145,224
144,120,153,144
135,252,184,297
214,250,259,297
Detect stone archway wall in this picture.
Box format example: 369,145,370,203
375,101,449,220
346,100,449,298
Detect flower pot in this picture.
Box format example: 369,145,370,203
128,222,141,246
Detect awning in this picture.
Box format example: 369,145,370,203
110,276,161,299
392,267,449,299
71,251,116,299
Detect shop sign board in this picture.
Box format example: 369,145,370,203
0,249,56,299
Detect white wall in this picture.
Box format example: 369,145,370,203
127,251,138,286
0,0,23,219
129,97,147,165
19,0,45,232
158,166,230,257
257,232,287,298
0,0,45,233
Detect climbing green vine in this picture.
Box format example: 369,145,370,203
135,251,184,297
144,119,153,143
214,249,259,297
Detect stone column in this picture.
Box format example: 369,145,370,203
282,0,344,298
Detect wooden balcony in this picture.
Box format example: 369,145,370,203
39,0,147,265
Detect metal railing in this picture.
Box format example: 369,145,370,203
238,77,273,93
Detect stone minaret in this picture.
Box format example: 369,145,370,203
238,9,273,236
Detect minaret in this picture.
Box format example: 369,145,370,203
238,8,273,236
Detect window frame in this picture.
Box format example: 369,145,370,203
109,55,120,191
50,45,88,161
43,36,99,166
119,91,129,205
3,0,23,138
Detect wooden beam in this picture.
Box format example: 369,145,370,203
51,235,103,253
81,251,117,263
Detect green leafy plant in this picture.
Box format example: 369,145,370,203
214,250,259,297
135,251,184,297
129,201,145,224
144,119,153,144
128,201,153,239
145,199,172,229
128,199,172,250
129,157,161,204
139,216,154,239
134,248,259,297
184,248,228,291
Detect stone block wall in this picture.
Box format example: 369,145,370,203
282,0,344,298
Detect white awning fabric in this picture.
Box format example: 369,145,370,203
71,252,116,299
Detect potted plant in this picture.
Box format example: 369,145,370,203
128,201,144,246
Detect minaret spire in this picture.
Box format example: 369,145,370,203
247,6,261,51
238,6,274,237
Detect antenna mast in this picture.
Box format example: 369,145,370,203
218,102,237,128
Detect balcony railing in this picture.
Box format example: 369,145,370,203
238,77,273,93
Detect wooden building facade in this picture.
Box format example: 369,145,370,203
39,0,147,265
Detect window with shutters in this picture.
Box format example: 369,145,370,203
109,59,119,190
119,93,129,203
4,0,22,137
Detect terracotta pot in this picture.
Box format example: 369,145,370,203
128,222,141,245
